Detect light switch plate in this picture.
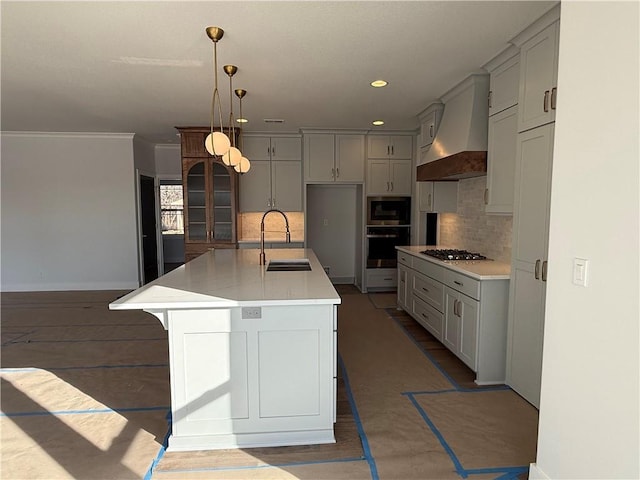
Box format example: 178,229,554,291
573,258,588,286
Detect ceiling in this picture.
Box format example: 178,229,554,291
1,1,556,145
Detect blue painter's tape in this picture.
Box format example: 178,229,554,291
0,364,168,373
405,392,468,478
1,405,169,417
339,354,379,480
489,466,529,479
144,411,171,480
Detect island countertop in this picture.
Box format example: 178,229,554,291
110,248,341,311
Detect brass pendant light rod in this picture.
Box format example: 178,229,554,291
234,89,250,174
224,65,238,146
205,26,230,157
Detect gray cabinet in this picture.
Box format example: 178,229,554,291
304,133,365,183
367,135,413,159
240,136,302,212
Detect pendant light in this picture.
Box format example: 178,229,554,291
234,88,251,174
204,27,231,157
221,65,242,167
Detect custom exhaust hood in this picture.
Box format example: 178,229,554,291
417,74,489,181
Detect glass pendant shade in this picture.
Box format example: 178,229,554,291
222,146,242,166
234,157,251,173
205,131,231,156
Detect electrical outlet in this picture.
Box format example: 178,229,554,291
241,307,262,319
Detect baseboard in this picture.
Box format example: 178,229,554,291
0,281,140,292
529,463,549,479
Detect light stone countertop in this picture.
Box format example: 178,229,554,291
110,248,340,311
396,245,511,280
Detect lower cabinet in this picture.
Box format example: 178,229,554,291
366,268,397,290
398,249,510,385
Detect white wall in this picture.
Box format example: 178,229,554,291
532,2,639,478
133,135,156,173
1,132,140,291
155,144,181,177
306,184,357,282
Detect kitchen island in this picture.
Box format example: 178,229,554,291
110,248,340,452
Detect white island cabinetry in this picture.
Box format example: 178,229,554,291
110,248,340,451
396,246,510,385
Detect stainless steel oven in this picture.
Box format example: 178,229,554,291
367,196,411,225
366,226,410,268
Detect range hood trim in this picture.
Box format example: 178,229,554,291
417,151,487,181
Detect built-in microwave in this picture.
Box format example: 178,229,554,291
367,196,411,225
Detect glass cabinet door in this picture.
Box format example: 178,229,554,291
185,161,208,242
211,162,232,241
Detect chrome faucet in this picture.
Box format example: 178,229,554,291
259,208,291,265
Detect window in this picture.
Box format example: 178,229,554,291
160,181,184,235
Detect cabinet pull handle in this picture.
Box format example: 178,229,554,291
551,87,557,110
543,90,550,112
535,259,541,280
454,280,463,287
428,193,432,209
331,167,335,179
267,199,271,207
488,90,492,108
384,277,393,281
421,312,429,319
271,146,275,156
429,125,434,138
387,145,390,155
484,188,489,205
386,182,390,191
336,167,339,178
454,299,460,317
390,181,394,191
422,287,429,293
542,260,548,282
391,145,394,156
272,197,276,207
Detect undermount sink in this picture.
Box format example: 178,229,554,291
266,259,312,272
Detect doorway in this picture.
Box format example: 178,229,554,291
139,174,159,284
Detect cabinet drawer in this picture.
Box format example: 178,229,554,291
444,270,480,300
412,271,445,312
412,296,444,341
412,255,445,282
397,251,413,268
367,270,397,289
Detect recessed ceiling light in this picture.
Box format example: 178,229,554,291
370,80,388,88
372,120,385,126
236,118,248,123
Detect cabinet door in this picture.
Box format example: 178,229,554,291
397,263,410,310
272,161,302,211
489,54,520,116
486,105,518,214
389,159,412,195
367,160,391,194
418,182,434,212
389,136,413,159
184,160,209,243
335,135,364,182
239,160,271,212
367,136,392,159
304,134,335,182
211,162,234,242
419,111,437,148
518,21,559,132
443,288,460,353
242,136,272,161
271,137,301,161
458,294,479,370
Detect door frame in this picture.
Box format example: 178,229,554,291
135,169,163,285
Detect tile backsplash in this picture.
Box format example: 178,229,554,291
239,212,305,242
438,177,513,263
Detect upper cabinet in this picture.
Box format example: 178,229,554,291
418,103,444,149
418,182,458,213
514,20,560,132
483,46,520,215
303,132,365,183
177,127,239,262
239,135,302,212
487,49,520,116
367,135,413,160
367,159,412,196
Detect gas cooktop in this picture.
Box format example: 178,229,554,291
420,249,488,261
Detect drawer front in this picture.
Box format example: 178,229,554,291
397,251,413,268
444,270,480,300
412,255,445,282
367,270,398,289
412,296,444,341
412,271,445,312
